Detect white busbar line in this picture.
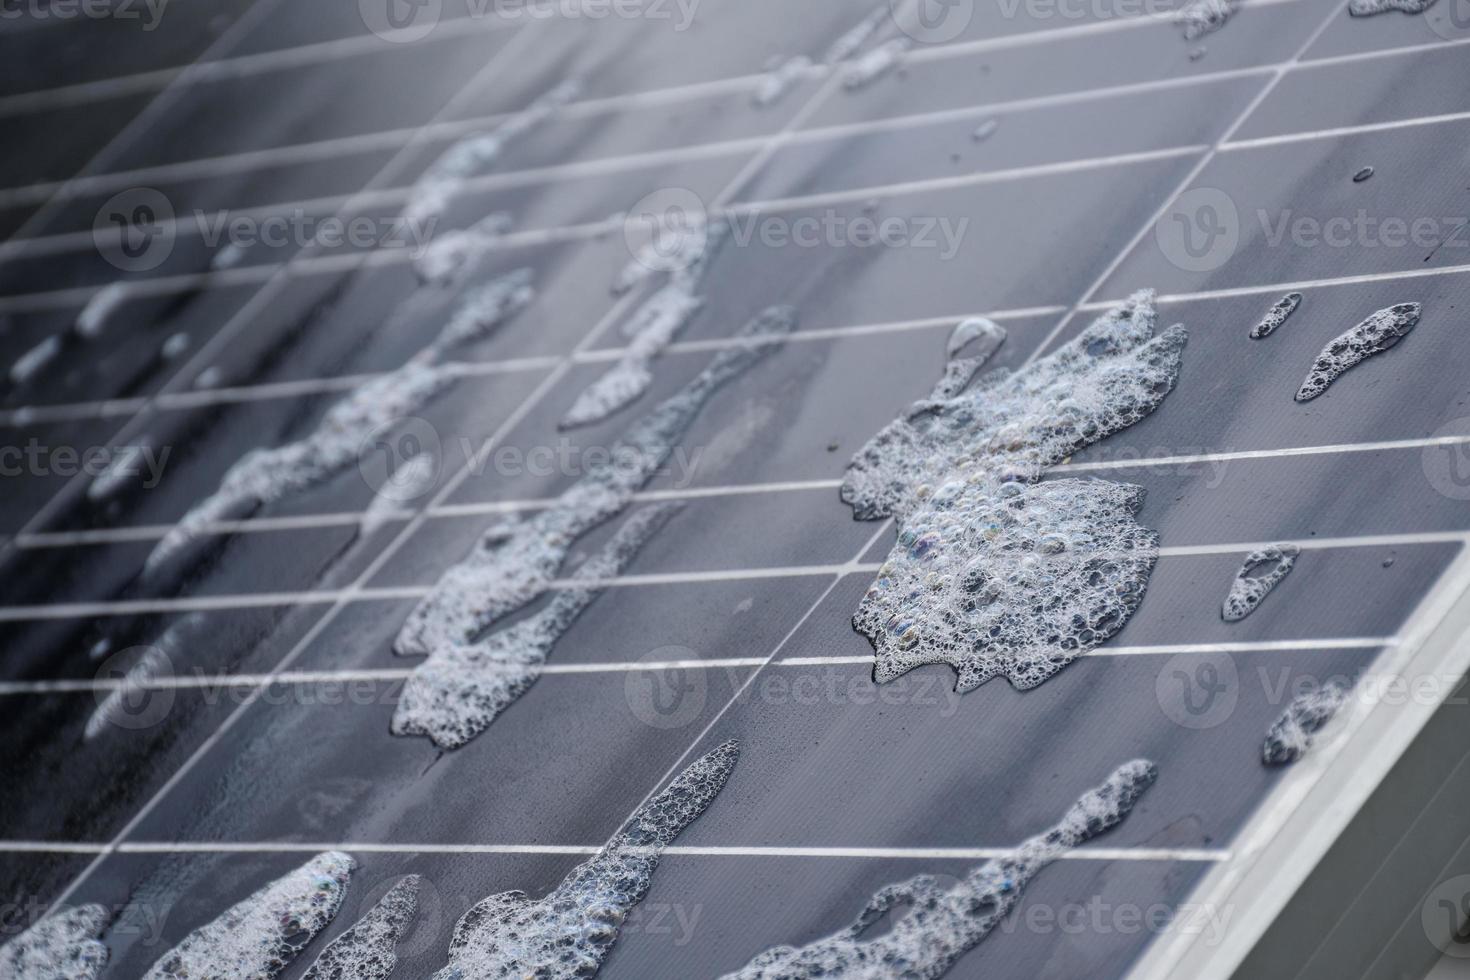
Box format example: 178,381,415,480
0,839,1230,862
0,639,1394,697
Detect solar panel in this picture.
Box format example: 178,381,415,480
3,0,1470,977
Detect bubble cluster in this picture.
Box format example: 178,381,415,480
1264,681,1349,765
752,3,896,108
1348,0,1438,15
396,307,796,656
1177,0,1237,39
432,742,739,980
1295,302,1421,402
857,479,1159,692
1250,292,1302,340
843,290,1185,522
301,875,421,980
405,80,581,226
562,224,730,429
146,269,535,573
722,760,1158,980
0,904,110,979
414,214,513,286
393,504,681,749
1222,545,1300,622
143,851,354,980
844,293,1183,692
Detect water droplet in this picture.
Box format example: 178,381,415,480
1353,166,1375,183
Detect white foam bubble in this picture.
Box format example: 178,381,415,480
414,214,513,286
843,38,910,90
1222,545,1299,622
723,760,1157,979
405,81,580,226
10,334,60,385
147,270,533,572
1177,0,1237,38
301,875,420,980
1264,681,1348,765
1250,292,1301,340
564,226,729,429
392,503,680,749
75,283,130,339
971,119,1000,142
0,905,110,979
1348,0,1437,14
143,851,354,980
146,361,457,573
845,292,1183,692
1295,302,1420,402
753,55,815,107
395,306,796,656
432,741,738,980
160,332,192,360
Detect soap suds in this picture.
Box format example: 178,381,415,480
1177,0,1236,38
393,503,680,749
1250,293,1301,340
1264,681,1349,765
405,81,580,226
723,760,1157,980
143,851,354,980
563,225,734,428
75,283,130,339
0,905,110,979
824,3,892,64
301,875,420,980
147,270,534,572
754,3,895,106
753,55,814,107
843,38,910,90
10,334,61,385
1295,302,1420,402
414,213,513,286
1348,0,1437,14
396,306,796,655
845,292,1183,692
432,741,739,979
1222,545,1299,622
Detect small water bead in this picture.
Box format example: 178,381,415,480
1353,166,1375,183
